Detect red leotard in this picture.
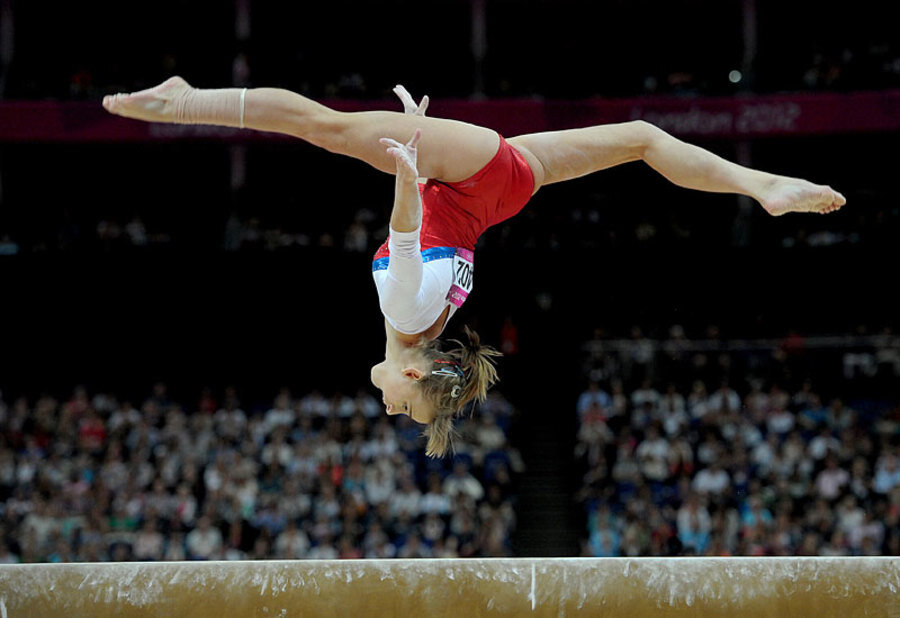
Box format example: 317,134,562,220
373,136,535,260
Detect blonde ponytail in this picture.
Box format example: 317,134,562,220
423,413,457,459
457,326,502,408
418,326,502,458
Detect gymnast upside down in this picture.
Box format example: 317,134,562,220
103,78,845,456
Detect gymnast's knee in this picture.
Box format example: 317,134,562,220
291,108,353,152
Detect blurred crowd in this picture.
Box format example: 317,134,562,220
0,383,522,564
574,325,900,557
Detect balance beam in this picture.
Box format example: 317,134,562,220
0,557,897,617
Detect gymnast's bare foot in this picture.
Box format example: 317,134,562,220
102,76,194,123
759,177,846,216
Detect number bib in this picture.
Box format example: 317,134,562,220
447,248,474,308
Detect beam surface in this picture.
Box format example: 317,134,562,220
1,557,898,617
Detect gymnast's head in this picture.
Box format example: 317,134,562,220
370,326,501,457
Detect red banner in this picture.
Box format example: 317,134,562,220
1,89,898,143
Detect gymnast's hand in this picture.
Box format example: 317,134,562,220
393,85,429,116
380,129,421,180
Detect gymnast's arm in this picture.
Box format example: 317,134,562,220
384,130,422,233
377,130,426,326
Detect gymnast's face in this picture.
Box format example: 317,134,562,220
370,361,435,425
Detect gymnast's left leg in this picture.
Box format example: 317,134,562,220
102,77,500,183
507,120,846,216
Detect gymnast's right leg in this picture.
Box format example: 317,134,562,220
508,120,846,216
102,76,499,182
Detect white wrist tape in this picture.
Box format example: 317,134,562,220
239,88,247,129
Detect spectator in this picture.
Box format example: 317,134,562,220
133,519,165,561
847,509,885,554
261,429,292,465
692,461,731,498
588,515,621,557
263,391,295,435
781,431,813,478
798,394,830,431
173,484,198,528
667,435,695,479
577,381,612,421
389,474,422,520
695,431,724,468
421,512,447,546
473,413,508,455
630,378,661,413
363,465,395,507
611,438,642,497
163,531,187,561
619,512,650,557
721,411,763,450
766,401,795,437
743,381,770,424
739,495,773,532
828,398,857,430
874,452,900,495
77,408,108,454
791,379,819,411
751,433,780,477
687,380,710,421
353,389,382,419
397,532,433,559
814,455,850,501
707,380,741,415
443,461,485,503
807,426,841,461
297,390,331,419
185,516,224,560
659,384,689,437
608,379,629,421
847,456,872,502
432,536,460,558
635,424,670,483
676,494,711,554
306,537,339,560
274,520,311,559
819,529,850,556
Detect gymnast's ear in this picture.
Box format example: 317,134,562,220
402,368,424,381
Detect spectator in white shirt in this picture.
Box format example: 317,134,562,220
443,461,485,502
707,380,741,415
185,516,224,560
419,474,452,516
635,425,670,482
692,460,731,497
263,391,295,434
274,521,311,559
814,456,850,501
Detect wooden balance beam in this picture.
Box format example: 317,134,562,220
1,557,898,617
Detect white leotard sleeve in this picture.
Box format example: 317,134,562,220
373,228,455,335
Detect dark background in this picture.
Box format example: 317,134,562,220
0,0,898,555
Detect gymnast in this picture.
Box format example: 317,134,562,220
102,77,845,456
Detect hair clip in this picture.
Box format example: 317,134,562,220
432,359,465,379
433,367,464,378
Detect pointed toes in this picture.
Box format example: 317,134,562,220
102,93,123,114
